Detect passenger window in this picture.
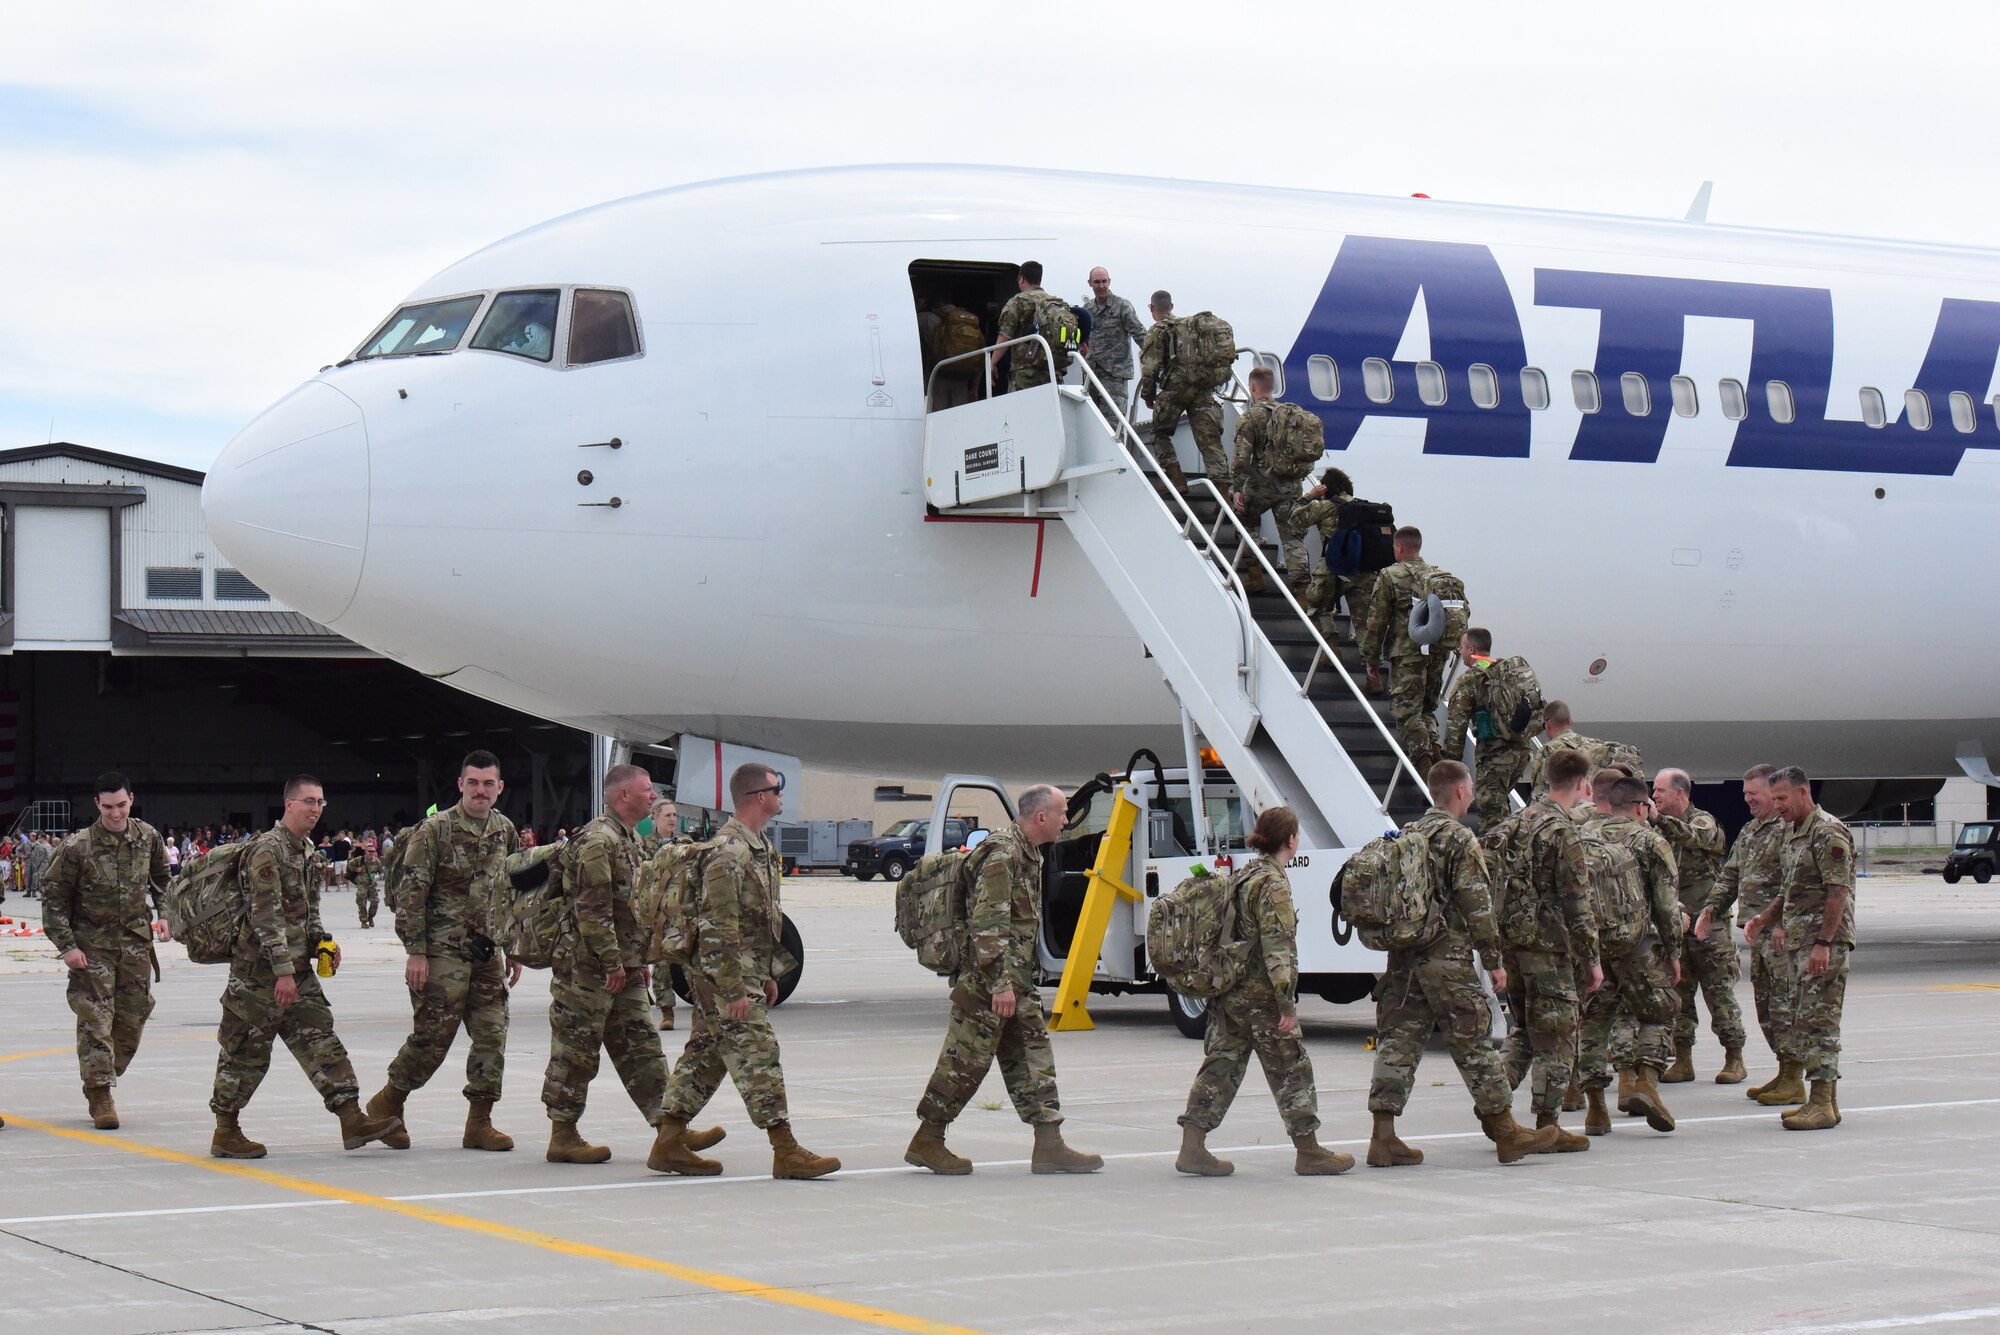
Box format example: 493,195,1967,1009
1620,371,1651,416
1950,389,1977,433
472,289,560,362
1571,370,1601,414
1468,363,1499,409
1859,387,1887,428
354,294,484,360
1903,388,1932,431
1767,381,1796,424
1670,375,1698,417
1306,355,1340,401
1415,361,1447,406
570,289,640,366
1362,357,1394,404
1719,378,1748,421
1520,368,1550,410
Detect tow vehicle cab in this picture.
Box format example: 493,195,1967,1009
1943,822,1999,884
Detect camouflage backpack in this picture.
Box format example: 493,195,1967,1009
1597,738,1646,781
934,304,985,365
1407,566,1470,653
1578,824,1646,951
1171,311,1237,391
1480,655,1544,743
494,845,572,970
1144,864,1252,999
1335,828,1439,951
894,845,989,975
637,836,725,967
1480,811,1546,950
1261,402,1325,481
1028,291,1081,378
164,843,252,964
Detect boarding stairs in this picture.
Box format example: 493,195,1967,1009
922,339,1428,848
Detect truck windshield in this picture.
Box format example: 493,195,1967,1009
353,295,484,360
1960,823,1994,847
880,819,922,838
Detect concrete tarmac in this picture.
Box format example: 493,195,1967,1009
2,873,1998,1335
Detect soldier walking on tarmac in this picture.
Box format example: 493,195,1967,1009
1652,768,1746,1084
1695,765,1789,1096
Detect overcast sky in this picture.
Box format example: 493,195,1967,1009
4,1,1996,471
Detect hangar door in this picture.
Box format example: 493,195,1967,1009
13,506,111,643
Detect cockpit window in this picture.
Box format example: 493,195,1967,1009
569,289,640,365
354,295,483,359
471,289,560,362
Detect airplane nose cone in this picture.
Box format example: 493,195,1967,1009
202,381,369,624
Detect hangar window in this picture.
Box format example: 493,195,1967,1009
1670,375,1698,417
1571,370,1601,413
1520,367,1550,409
1468,363,1499,408
353,294,484,360
472,290,560,362
570,289,641,366
1767,381,1797,424
1718,378,1748,420
1949,390,1977,433
1362,357,1394,403
1859,387,1887,428
1902,388,1932,431
215,569,270,602
1305,355,1340,401
1415,361,1447,405
146,567,202,600
1620,372,1651,416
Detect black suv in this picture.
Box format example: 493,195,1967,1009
846,817,975,883
1943,822,1998,884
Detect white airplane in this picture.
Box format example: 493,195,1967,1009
202,165,2000,788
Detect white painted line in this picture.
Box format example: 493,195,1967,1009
1742,1305,2000,1333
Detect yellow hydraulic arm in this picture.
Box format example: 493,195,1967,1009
1049,787,1145,1031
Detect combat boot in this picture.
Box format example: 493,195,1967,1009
1617,1068,1639,1116
84,1084,118,1130
1160,458,1190,494
210,1111,266,1159
1480,1110,1559,1164
1240,563,1269,595
335,1098,404,1151
1583,1086,1612,1137
1781,1079,1840,1131
1030,1121,1103,1174
1662,1040,1696,1083
769,1122,840,1179
1293,1132,1355,1176
365,1084,411,1150
1747,1057,1791,1100
1366,1111,1423,1167
1627,1067,1676,1133
1533,1109,1590,1153
1174,1124,1234,1177
1754,1059,1808,1107
904,1120,972,1175
461,1098,513,1152
658,1012,675,1031
1715,1046,1748,1084
546,1119,612,1164
648,1116,723,1175
1561,1079,1585,1112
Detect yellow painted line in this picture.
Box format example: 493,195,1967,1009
0,1046,70,1064
2,1115,985,1335
1930,983,2000,992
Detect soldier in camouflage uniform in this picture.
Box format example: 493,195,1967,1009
209,775,402,1159
1696,765,1788,1096
1291,468,1376,639
27,832,53,899
351,839,382,927
1527,701,1646,797
644,797,681,1032
1442,629,1535,830
651,764,834,1179
1650,768,1746,1084
367,750,521,1152
540,764,676,1164
1177,806,1354,1177
905,784,1101,1176
43,772,170,1129
1228,367,1311,596
1577,777,1683,1136
1083,267,1147,422
1362,526,1451,776
1137,290,1226,493
1364,763,1558,1168
1744,766,1855,1130
989,260,1070,393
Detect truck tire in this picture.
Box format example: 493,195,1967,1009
882,856,910,884
1167,989,1208,1039
666,914,806,1006
1977,863,1994,885
854,871,875,883
1315,973,1376,1005
1943,865,1962,884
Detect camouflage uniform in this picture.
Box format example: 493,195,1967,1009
1083,291,1146,420
43,820,170,1090
1493,799,1600,1116
1366,808,1515,1119
662,818,797,1130
995,285,1063,392
1138,317,1228,489
917,822,1064,1128
1230,399,1310,590
647,836,690,1026
1773,807,1856,1081
1576,816,1681,1087
1654,807,1744,1052
1442,656,1529,830
386,805,519,1104
351,849,382,926
27,837,53,898
1181,855,1320,1137
543,811,667,1125
1705,813,1788,1056
1362,556,1446,776
211,825,364,1115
